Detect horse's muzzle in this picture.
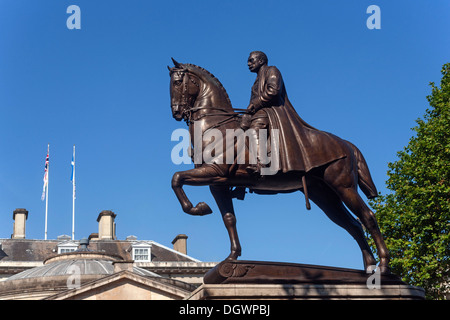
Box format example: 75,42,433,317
171,104,184,121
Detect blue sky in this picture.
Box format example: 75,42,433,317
0,0,449,269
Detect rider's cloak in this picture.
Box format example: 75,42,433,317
250,65,348,173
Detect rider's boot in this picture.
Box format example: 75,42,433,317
245,126,263,176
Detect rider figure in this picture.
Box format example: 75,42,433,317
240,51,348,179
241,51,284,175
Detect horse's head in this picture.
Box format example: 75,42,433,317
168,58,200,122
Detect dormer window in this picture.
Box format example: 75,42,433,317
131,241,152,262
57,240,78,254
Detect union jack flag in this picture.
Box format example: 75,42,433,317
41,146,49,201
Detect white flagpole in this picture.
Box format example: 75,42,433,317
44,144,49,240
72,145,76,240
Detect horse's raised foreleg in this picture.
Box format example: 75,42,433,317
171,166,226,216
210,185,242,260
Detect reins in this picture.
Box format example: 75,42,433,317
183,106,249,131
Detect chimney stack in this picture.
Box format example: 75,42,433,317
172,234,188,255
78,238,90,251
97,210,116,240
12,208,28,239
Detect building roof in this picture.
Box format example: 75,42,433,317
43,270,195,300
6,252,159,281
0,249,197,300
0,238,199,263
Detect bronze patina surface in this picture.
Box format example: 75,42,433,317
203,260,404,285
168,52,390,275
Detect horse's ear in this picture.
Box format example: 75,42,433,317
167,65,172,72
171,57,181,68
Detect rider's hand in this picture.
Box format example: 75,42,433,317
247,104,256,115
240,114,252,130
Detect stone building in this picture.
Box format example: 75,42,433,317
0,208,216,300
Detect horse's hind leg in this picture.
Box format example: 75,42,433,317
324,159,391,274
307,181,377,272
334,185,390,273
210,185,242,260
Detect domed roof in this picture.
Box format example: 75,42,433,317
6,251,159,281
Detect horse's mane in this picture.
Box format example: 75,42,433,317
184,63,232,108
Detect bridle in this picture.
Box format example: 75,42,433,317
171,68,199,119
172,69,249,130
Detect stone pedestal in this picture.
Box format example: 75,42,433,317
187,283,424,300
188,260,425,300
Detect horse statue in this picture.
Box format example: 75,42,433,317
168,58,390,274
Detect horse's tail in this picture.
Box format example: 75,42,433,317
347,141,378,199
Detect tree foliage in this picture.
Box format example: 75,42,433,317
369,63,450,299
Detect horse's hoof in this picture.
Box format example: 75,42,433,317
225,250,241,261
188,202,212,216
378,264,391,275
363,254,377,273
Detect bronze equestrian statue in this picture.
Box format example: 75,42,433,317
168,52,390,274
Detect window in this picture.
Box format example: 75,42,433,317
133,248,149,261
60,248,76,254
131,242,152,262
57,241,78,254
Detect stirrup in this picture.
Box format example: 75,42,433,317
231,187,246,200
245,164,259,175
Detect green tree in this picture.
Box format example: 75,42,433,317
369,63,450,300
